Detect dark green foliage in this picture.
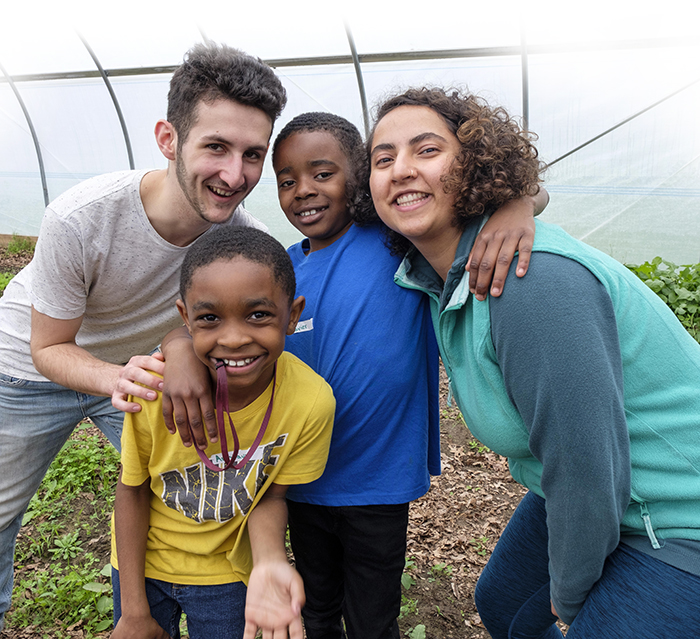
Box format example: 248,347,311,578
626,257,700,342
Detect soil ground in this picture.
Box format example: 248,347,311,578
0,246,531,638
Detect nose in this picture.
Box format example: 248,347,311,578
219,154,246,190
219,319,252,350
295,174,318,200
391,152,416,182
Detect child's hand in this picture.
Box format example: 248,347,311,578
243,560,305,639
467,197,536,301
160,333,216,449
111,614,172,639
112,353,166,412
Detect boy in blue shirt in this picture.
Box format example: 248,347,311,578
270,112,546,638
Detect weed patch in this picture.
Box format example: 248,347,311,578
627,257,700,342
6,233,35,255
8,424,119,637
0,272,13,294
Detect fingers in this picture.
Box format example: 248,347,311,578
111,355,166,412
467,229,535,300
112,391,144,414
242,621,256,639
288,613,304,639
467,234,505,301
243,621,301,639
200,394,218,445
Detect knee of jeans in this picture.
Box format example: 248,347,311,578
474,570,498,618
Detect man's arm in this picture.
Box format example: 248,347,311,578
111,475,171,639
467,187,550,300
243,483,304,639
30,306,165,404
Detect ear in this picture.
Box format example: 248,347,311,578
176,299,192,334
155,120,178,162
286,296,305,335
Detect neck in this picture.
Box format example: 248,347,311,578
140,168,213,247
412,231,462,283
306,221,353,254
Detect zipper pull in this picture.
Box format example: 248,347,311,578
640,502,661,550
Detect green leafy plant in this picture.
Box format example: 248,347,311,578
469,536,490,556
6,232,35,255
468,439,491,454
627,257,700,342
49,530,84,561
399,594,418,618
0,272,13,294
8,425,119,636
401,557,416,590
428,562,453,582
406,623,426,639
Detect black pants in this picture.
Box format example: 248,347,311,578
287,501,409,639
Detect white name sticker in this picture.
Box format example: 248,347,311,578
294,318,314,334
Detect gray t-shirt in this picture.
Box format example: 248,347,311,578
0,170,267,382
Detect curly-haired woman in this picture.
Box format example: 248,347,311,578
367,87,700,638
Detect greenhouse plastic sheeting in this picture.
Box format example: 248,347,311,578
0,0,698,264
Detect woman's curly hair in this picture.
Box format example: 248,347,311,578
362,87,545,255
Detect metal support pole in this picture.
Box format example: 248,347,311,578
79,33,135,169
344,24,370,139
520,26,530,131
0,58,49,206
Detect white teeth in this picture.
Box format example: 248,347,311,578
222,357,256,367
209,186,235,197
298,209,319,218
396,193,428,206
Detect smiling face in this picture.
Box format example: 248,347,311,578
174,98,272,227
177,256,304,410
273,130,352,253
369,105,462,251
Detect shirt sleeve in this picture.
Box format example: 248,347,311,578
489,252,631,625
120,396,155,487
28,207,87,320
273,381,335,486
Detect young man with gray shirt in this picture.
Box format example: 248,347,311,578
0,42,286,630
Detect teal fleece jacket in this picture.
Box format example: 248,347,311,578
394,218,700,624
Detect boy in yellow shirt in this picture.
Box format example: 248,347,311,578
110,226,335,639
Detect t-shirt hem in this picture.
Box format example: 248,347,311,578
286,483,430,506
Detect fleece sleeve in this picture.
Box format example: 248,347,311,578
489,252,631,625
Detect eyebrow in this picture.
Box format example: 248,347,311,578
275,158,339,178
190,297,278,312
201,134,268,153
370,131,449,157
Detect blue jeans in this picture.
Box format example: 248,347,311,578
112,568,247,639
287,501,409,639
0,373,124,630
474,491,700,639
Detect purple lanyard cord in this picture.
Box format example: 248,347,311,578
190,361,276,472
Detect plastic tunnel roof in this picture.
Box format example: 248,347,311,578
1,0,699,263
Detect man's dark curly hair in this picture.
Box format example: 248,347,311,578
180,227,296,305
167,42,287,148
365,87,545,255
271,112,374,223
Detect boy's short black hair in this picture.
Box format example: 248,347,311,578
167,42,287,147
272,112,373,223
180,227,296,304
